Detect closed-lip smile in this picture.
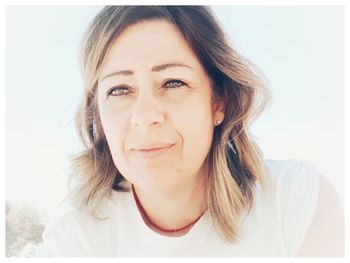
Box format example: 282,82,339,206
132,143,175,158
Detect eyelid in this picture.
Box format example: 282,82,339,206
107,85,131,96
163,79,187,87
106,79,188,97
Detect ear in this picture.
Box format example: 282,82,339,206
213,98,225,125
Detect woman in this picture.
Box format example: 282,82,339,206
39,6,343,257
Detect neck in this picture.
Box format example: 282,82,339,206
132,174,207,234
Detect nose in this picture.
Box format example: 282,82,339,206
130,90,165,128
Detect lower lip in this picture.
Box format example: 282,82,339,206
133,144,174,159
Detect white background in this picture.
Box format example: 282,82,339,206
5,6,344,217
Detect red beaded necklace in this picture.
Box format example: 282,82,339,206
131,184,204,233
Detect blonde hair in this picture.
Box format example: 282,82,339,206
68,6,272,243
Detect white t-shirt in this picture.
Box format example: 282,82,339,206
38,159,320,257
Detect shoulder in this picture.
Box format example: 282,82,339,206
264,158,320,198
44,190,130,234
262,158,320,202
263,159,320,255
263,158,320,205
40,190,129,256
264,158,319,181
296,171,344,256
263,158,344,256
43,208,95,237
39,208,95,256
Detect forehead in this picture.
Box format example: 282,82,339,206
100,19,203,75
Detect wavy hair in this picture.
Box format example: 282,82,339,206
67,6,272,243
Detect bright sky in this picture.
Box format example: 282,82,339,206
5,6,344,216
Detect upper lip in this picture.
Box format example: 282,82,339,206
132,143,175,151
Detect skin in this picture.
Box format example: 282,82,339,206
97,19,224,235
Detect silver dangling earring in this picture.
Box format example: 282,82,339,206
216,120,221,126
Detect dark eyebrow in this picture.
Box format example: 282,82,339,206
99,63,193,83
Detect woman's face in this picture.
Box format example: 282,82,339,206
97,19,224,192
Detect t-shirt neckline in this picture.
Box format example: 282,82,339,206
125,188,210,242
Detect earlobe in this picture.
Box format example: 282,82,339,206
213,100,225,126
214,112,224,126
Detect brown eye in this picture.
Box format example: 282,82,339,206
164,79,186,88
108,87,130,96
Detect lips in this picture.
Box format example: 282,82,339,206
131,143,175,158
133,143,174,151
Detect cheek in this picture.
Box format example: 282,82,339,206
174,95,214,162
98,105,128,163
179,91,214,134
102,118,134,182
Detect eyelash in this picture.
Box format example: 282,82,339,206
107,79,187,97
